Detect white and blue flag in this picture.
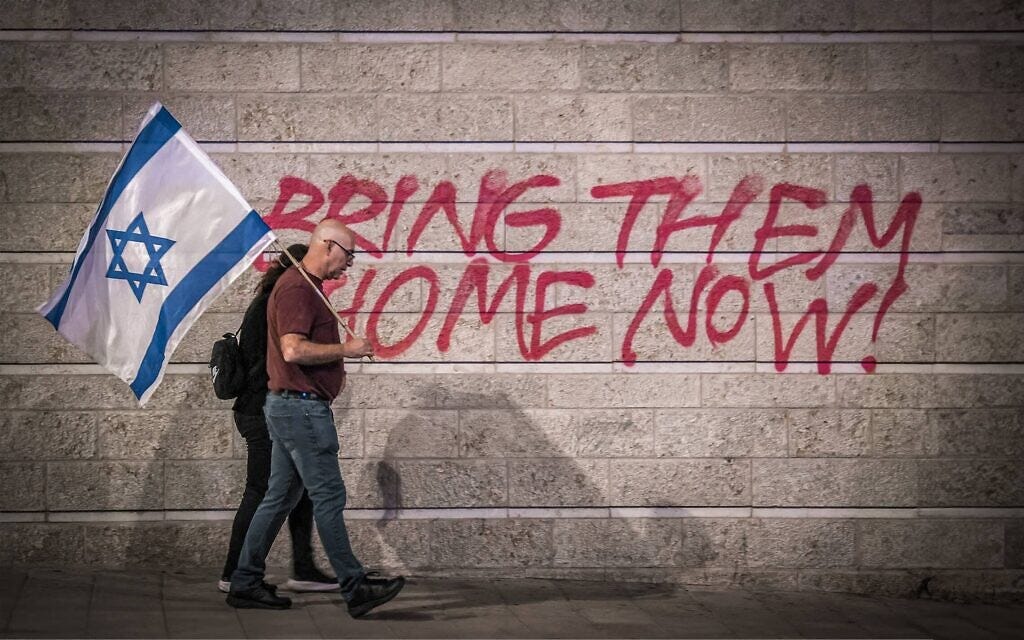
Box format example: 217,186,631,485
38,103,276,405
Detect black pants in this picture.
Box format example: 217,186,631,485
221,411,317,580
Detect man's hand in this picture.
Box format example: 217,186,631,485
342,336,375,359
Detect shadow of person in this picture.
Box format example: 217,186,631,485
346,382,689,618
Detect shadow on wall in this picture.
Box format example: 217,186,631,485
360,383,713,582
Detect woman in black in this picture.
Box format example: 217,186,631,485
219,244,336,593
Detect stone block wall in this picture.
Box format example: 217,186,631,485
1,1,1022,600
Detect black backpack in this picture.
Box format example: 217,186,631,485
210,326,246,400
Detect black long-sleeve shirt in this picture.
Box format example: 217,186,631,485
231,292,271,416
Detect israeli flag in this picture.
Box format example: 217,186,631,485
38,103,276,405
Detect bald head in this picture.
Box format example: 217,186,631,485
304,219,356,280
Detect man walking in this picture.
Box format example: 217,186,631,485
227,219,405,618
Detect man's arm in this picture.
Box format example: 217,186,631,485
280,333,374,365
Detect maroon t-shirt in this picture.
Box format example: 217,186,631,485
266,267,345,400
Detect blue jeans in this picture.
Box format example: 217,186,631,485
231,394,364,599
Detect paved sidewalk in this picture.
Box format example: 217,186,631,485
1,568,1023,639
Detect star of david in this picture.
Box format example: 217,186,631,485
105,212,175,302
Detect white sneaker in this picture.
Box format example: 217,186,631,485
218,579,231,593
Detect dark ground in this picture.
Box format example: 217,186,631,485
1,568,1023,639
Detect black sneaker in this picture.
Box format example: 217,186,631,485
286,567,339,592
226,582,291,610
346,572,405,618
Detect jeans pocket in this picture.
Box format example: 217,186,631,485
304,402,339,455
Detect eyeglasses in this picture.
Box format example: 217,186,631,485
325,239,355,260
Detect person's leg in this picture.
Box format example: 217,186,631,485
285,490,338,590
285,399,366,598
220,412,272,588
230,408,306,594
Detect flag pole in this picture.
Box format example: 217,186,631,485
273,240,373,361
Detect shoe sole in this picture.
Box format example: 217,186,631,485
225,595,291,610
348,577,405,619
286,578,340,592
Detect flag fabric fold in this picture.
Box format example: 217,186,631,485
38,103,276,405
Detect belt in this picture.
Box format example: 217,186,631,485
270,389,327,401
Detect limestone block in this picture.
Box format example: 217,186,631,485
753,312,935,364
932,0,1024,30
860,520,1004,568
166,44,300,92
449,151,577,203
787,409,870,457
729,45,865,92
458,409,575,457
935,314,1024,362
370,313,494,363
547,373,699,409
0,203,96,252
70,0,205,29
711,264,826,315
0,411,96,460
901,154,1011,203
610,459,750,506
46,461,164,510
379,94,512,141
514,94,630,142
942,95,1024,142
1014,155,1024,203
305,152,449,205
164,460,245,509
701,374,835,408
207,153,308,202
402,459,509,507
0,153,119,203
337,374,437,409
347,519,432,570
435,374,546,409
940,203,1024,250
572,409,654,457
581,44,727,92
364,409,457,458
24,43,160,91
444,44,579,92
123,94,235,141
170,312,241,364
0,463,45,510
336,0,451,30
0,0,69,28
0,93,122,142
205,0,336,30
853,0,930,30
635,96,786,142
1007,520,1024,569
980,44,1024,91
927,409,1024,457
509,458,608,506
867,44,982,92
707,154,831,202
449,0,680,31
734,519,856,568
752,459,916,506
578,152,705,202
1011,266,1024,311
553,518,682,567
654,409,787,457
431,519,552,567
503,203,657,254
544,266,687,314
302,44,439,92
0,375,137,410
0,263,52,312
5,524,86,566
495,311,612,363
97,410,233,460
82,522,228,567
834,154,900,203
146,374,227,410
0,43,22,88
871,410,927,456
0,313,92,363
237,94,378,142
787,96,938,141
776,0,855,30
918,459,1024,507
837,374,1024,409
827,264,1009,313
678,0,777,30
